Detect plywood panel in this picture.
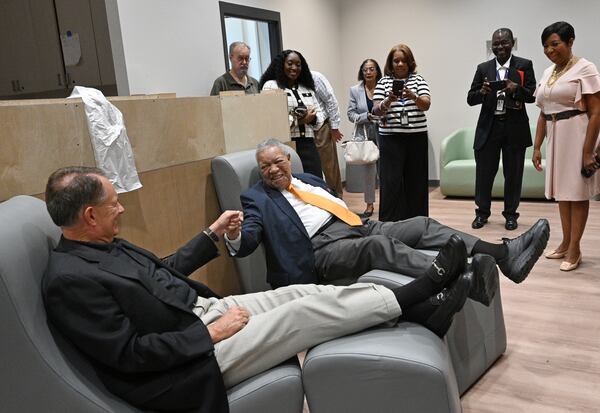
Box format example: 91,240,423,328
112,97,225,171
220,90,290,153
0,100,94,200
0,96,225,200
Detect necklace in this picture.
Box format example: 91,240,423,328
546,55,577,87
543,56,578,99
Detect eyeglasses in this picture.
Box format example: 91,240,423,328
362,67,376,73
235,56,251,63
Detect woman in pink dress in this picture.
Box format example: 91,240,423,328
533,21,600,271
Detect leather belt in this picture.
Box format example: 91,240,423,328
543,109,586,122
312,216,338,239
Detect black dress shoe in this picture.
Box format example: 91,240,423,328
471,216,488,229
497,219,550,283
505,217,518,231
468,254,499,306
426,234,467,289
423,272,473,338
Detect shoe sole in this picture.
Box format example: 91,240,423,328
505,219,550,283
469,254,499,306
424,273,472,338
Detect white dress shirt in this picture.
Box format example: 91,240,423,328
312,71,342,129
226,177,349,254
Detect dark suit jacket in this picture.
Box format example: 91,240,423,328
237,173,337,287
42,233,229,412
467,55,536,150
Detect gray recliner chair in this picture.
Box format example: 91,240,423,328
211,147,507,413
0,195,303,413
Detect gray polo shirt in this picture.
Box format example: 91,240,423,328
210,72,260,95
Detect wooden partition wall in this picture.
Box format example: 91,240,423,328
0,92,290,296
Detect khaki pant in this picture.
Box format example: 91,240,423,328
314,119,344,194
193,283,401,388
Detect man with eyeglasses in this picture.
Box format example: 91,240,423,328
210,41,260,95
467,28,536,231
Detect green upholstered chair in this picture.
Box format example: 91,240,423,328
440,126,546,198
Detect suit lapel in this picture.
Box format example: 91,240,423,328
262,181,310,238
487,59,497,82
357,84,368,115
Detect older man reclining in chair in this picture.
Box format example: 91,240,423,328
225,139,550,307
43,166,484,412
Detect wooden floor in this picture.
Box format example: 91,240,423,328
340,188,600,413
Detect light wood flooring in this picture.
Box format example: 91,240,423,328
337,188,600,413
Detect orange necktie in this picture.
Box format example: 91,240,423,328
287,184,362,226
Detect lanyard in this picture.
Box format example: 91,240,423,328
496,67,508,81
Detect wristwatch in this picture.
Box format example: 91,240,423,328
203,228,220,243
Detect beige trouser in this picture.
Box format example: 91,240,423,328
314,119,344,194
193,283,401,388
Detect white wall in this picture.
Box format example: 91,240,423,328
113,0,342,97
339,0,600,179
112,0,600,178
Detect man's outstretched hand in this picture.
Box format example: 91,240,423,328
209,210,243,239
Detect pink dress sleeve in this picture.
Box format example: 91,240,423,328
574,60,600,105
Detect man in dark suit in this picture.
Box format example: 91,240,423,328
43,166,478,412
467,28,536,230
226,140,549,305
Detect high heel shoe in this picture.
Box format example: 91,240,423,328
360,208,374,218
545,249,567,259
559,254,582,271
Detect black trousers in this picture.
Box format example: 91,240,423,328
474,118,526,220
378,131,429,222
293,137,323,178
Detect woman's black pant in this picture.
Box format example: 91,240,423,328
378,131,429,221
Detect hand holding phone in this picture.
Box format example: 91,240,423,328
392,79,405,96
487,80,507,91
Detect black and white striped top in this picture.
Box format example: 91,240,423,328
373,73,430,134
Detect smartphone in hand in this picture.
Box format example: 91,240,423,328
488,80,507,91
392,79,405,96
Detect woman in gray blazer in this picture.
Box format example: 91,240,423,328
347,59,382,216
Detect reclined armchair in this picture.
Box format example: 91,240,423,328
0,195,303,413
211,147,507,413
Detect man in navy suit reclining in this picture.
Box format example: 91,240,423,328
225,139,550,306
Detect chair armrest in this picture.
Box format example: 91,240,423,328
441,129,471,168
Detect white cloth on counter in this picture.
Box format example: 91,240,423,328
69,86,142,193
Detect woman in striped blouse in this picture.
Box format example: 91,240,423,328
372,44,431,221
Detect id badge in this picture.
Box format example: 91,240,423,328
496,92,506,113
400,112,409,125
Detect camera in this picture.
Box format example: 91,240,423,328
294,106,307,117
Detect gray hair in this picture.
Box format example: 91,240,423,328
229,41,251,56
45,166,107,227
255,139,289,162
